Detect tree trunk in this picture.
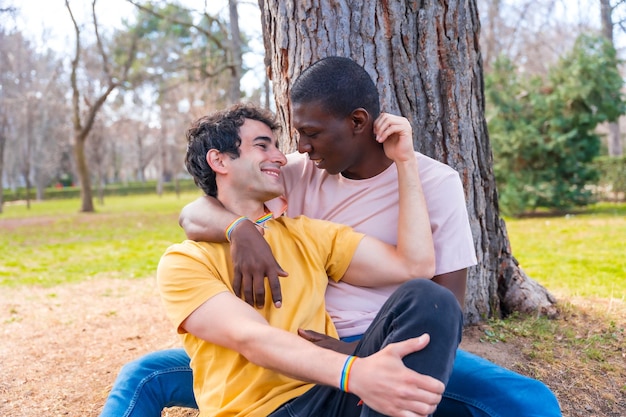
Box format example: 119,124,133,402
600,0,623,157
258,0,272,110
23,99,33,210
259,0,558,323
228,0,243,104
74,136,94,212
66,0,138,212
0,114,5,214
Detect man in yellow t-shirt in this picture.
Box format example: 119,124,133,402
157,103,462,417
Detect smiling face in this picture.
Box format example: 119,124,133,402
292,100,390,180
292,100,361,177
223,118,287,203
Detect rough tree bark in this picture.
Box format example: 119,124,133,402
259,0,558,323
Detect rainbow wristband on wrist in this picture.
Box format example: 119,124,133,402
339,355,357,392
225,216,249,242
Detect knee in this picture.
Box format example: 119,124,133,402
116,354,161,382
450,350,561,416
518,379,561,414
499,378,561,416
399,279,462,319
114,349,188,386
395,280,463,338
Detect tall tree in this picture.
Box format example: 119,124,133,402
486,35,624,215
600,0,624,157
259,0,558,323
227,0,243,103
0,4,13,212
66,0,139,212
0,113,6,213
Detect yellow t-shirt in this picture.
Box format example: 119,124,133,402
157,215,365,417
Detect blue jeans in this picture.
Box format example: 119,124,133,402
100,288,561,416
267,279,463,416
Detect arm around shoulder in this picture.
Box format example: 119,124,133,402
179,195,237,242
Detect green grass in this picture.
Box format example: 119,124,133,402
0,192,202,287
2,196,625,299
504,202,626,299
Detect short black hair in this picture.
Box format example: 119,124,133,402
185,103,279,197
290,56,380,119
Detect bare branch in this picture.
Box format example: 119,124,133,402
126,0,229,50
91,0,114,83
65,0,82,133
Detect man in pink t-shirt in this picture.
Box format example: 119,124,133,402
274,151,476,339
100,57,561,417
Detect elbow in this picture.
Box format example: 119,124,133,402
237,340,274,370
424,260,436,279
183,227,201,242
179,211,201,241
408,257,436,279
178,210,193,239
227,328,270,368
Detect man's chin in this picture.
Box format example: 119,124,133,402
321,166,341,175
264,188,285,200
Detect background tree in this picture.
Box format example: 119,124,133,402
228,0,243,103
259,0,558,323
487,35,625,215
478,0,626,158
66,0,140,212
0,24,68,208
600,0,625,156
122,1,247,193
0,8,11,213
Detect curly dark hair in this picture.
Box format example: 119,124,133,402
184,103,280,197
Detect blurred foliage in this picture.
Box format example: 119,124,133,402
486,34,626,216
2,179,198,202
113,1,239,104
592,155,626,201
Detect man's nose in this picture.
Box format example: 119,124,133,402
272,148,287,165
297,137,311,154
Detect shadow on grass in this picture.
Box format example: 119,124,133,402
515,202,626,219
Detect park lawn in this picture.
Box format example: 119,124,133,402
1,196,624,416
504,202,626,299
0,192,201,287
2,195,623,298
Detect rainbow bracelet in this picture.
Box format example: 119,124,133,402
339,355,357,392
225,216,249,242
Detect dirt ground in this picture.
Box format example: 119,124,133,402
0,276,624,417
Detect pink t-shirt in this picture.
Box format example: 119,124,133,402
269,152,477,338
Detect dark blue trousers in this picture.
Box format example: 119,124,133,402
268,279,464,417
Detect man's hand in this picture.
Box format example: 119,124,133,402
230,221,288,308
373,113,415,163
350,334,445,417
297,329,358,355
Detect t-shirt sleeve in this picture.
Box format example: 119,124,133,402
157,241,230,333
427,171,478,275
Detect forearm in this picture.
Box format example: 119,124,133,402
432,269,467,308
179,196,240,242
183,294,443,416
340,158,435,286
184,292,346,388
242,326,347,386
396,158,435,278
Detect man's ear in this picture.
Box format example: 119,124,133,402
206,149,228,174
350,108,371,134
